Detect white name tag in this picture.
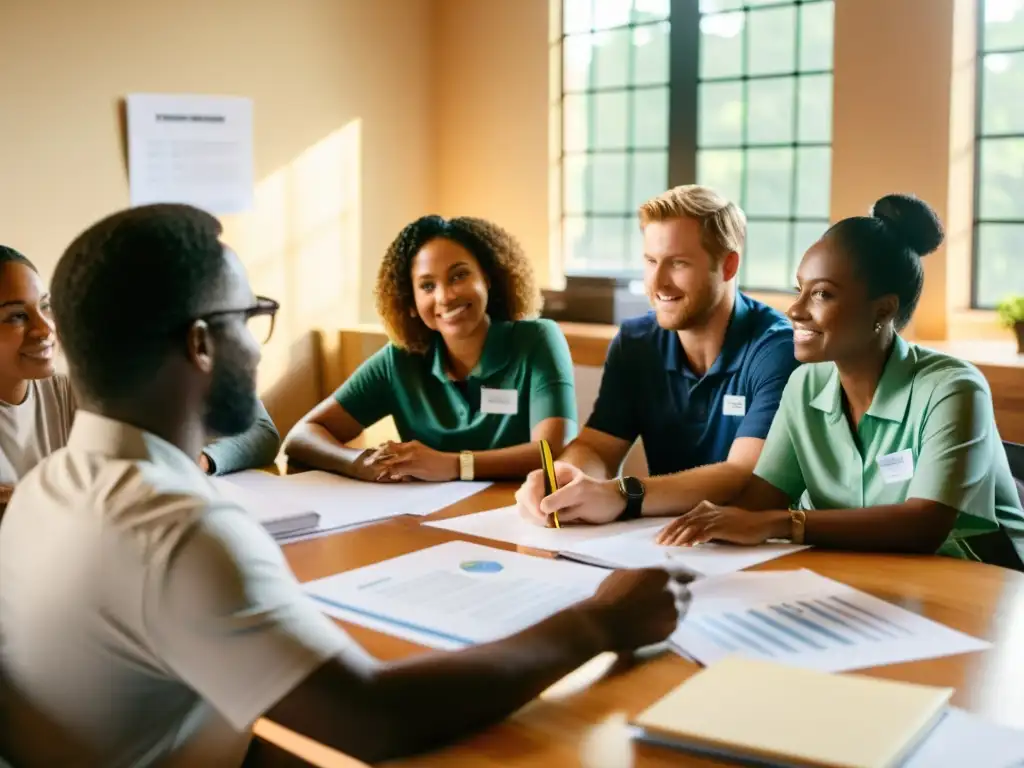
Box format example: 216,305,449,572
480,387,518,415
723,395,746,417
877,449,915,484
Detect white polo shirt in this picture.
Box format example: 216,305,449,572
0,411,360,767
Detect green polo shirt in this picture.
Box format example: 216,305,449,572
334,319,577,452
754,336,1024,562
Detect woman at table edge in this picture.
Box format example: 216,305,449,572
658,193,1024,570
282,215,577,483
0,245,281,510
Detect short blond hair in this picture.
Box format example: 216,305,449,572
638,185,746,263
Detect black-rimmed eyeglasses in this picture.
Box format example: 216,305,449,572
199,295,280,345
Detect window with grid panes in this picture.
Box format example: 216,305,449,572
560,0,671,276
974,0,1024,307
559,0,834,290
696,0,833,291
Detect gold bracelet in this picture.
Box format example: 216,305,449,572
790,509,807,545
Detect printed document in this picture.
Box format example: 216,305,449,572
126,92,254,213
425,505,663,551
305,540,607,649
670,569,990,673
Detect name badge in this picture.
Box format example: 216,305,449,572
480,387,518,415
723,395,746,417
877,449,915,484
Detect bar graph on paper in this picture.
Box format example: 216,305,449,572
670,570,991,673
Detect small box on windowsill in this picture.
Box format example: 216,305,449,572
541,276,649,325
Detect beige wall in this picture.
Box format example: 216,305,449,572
0,0,435,432
433,0,551,281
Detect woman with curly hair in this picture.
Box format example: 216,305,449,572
283,215,577,482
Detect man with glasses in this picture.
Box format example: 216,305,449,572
0,203,689,767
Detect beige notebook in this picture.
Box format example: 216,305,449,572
633,656,952,768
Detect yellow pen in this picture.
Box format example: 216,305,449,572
539,438,560,529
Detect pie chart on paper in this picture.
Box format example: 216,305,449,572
459,560,504,574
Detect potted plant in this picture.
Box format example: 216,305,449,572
997,295,1024,354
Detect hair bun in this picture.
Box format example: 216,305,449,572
870,193,944,257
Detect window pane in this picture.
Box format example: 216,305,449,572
700,0,743,11
563,35,595,92
700,12,745,79
632,87,669,148
748,6,797,76
563,155,589,215
795,146,831,218
594,90,629,149
588,217,632,273
631,150,669,209
699,81,744,147
591,28,631,89
981,52,1024,135
592,0,632,30
984,0,1024,51
633,0,670,23
563,93,590,152
978,137,1024,219
697,149,744,204
798,74,832,142
975,223,1024,307
746,148,794,217
794,220,829,271
800,1,834,71
633,21,670,85
744,220,793,290
747,76,796,144
563,0,593,35
590,153,630,213
563,216,591,272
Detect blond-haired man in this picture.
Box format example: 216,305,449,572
517,185,798,526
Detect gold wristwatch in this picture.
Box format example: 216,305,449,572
459,451,475,481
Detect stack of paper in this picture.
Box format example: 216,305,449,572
670,569,991,672
633,655,953,768
304,540,607,649
211,476,321,539
217,470,492,542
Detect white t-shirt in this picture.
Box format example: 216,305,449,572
0,411,360,767
0,375,76,484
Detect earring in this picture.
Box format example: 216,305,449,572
874,321,883,334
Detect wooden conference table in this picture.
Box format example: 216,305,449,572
256,484,1024,767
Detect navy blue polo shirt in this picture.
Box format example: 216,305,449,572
587,292,798,476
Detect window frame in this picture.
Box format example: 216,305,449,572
557,0,834,291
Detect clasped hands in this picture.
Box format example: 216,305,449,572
516,461,785,546
354,440,456,483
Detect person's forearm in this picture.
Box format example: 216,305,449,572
461,442,549,480
640,462,755,517
757,502,956,554
204,412,281,475
282,423,367,478
355,603,609,762
559,440,614,478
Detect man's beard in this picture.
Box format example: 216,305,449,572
653,283,717,332
203,344,258,439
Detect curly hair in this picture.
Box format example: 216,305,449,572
375,215,542,353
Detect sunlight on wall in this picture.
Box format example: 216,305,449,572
220,119,363,432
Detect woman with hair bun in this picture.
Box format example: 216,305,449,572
658,194,1024,568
